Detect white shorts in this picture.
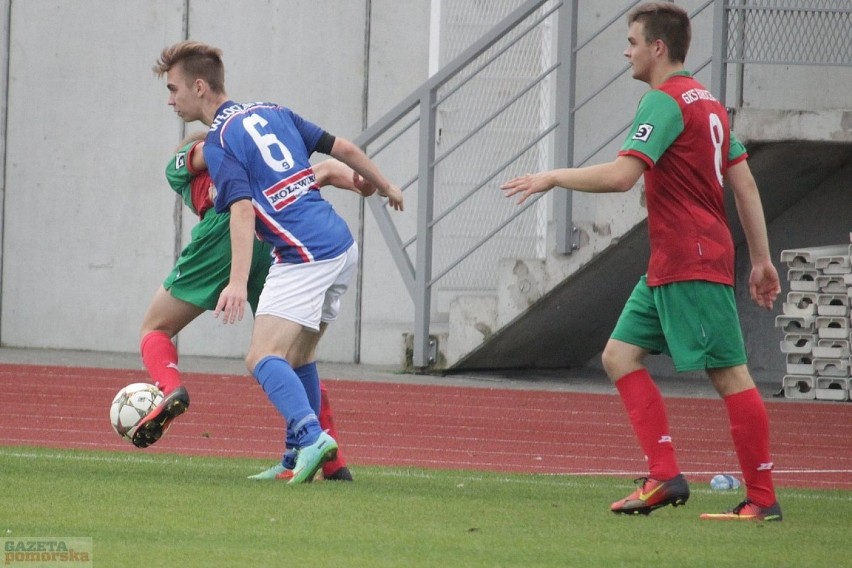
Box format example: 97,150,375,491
256,243,359,330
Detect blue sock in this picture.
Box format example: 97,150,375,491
284,432,299,459
283,363,321,453
282,447,298,470
253,356,322,446
294,362,321,415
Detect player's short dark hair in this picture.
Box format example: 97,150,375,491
628,2,691,63
153,41,225,94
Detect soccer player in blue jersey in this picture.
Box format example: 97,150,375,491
502,3,782,521
133,131,365,481
154,40,403,484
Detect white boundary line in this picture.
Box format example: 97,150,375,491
3,449,851,476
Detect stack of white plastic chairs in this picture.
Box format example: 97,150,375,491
777,237,852,401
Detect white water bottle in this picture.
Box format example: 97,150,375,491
710,474,741,491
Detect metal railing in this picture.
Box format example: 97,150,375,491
357,0,852,370
712,0,852,106
354,0,565,368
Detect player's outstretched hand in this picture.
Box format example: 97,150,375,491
379,184,404,211
749,260,781,310
501,172,554,205
214,283,247,324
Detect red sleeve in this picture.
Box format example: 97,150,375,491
618,149,655,169
190,172,215,219
186,141,205,176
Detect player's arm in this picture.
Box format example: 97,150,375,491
313,159,377,197
726,159,780,310
501,155,646,205
189,141,207,172
186,141,216,203
328,138,404,211
214,198,254,324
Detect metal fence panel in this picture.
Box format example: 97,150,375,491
727,1,852,65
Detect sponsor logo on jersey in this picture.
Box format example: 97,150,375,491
175,151,186,170
262,168,318,211
632,123,654,142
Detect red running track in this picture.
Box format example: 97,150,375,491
0,363,850,490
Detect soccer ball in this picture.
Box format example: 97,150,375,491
109,383,163,442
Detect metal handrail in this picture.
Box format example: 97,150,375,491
353,0,555,367
433,63,558,168
353,0,851,369
354,0,553,150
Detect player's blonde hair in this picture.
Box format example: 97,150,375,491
153,41,225,94
628,2,691,64
175,130,207,152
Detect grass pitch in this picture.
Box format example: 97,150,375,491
1,447,849,567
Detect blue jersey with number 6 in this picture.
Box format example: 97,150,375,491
205,100,353,264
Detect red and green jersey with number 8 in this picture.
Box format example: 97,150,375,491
619,70,747,288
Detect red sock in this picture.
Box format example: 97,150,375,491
615,369,680,480
140,331,181,395
724,388,777,507
319,383,348,476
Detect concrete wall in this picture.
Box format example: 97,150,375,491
2,0,187,354
0,0,429,365
357,0,430,365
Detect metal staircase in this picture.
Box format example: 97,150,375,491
354,0,852,372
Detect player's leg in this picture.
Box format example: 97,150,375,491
666,281,781,521
702,371,781,520
246,315,306,479
288,323,353,481
246,315,310,413
248,315,336,484
139,286,204,394
249,323,352,481
247,246,358,483
606,278,688,515
140,210,231,392
131,287,202,448
309,245,359,480
245,245,319,481
605,339,681,482
288,327,322,412
247,325,322,481
134,213,232,448
318,383,352,480
605,340,688,515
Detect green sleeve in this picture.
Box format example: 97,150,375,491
164,142,198,213
729,131,747,161
620,90,683,164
